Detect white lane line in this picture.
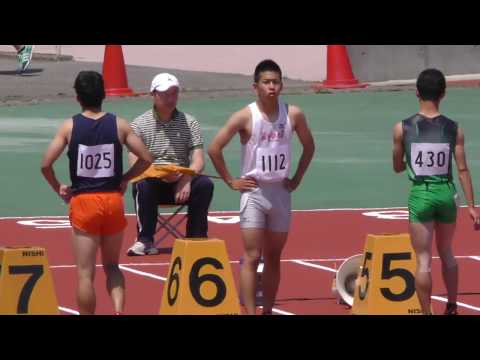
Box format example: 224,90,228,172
260,307,295,315
58,306,79,315
50,256,480,270
281,258,348,263
51,262,172,269
8,206,477,220
49,258,351,270
431,296,480,312
291,260,337,273
119,265,167,281
0,207,412,220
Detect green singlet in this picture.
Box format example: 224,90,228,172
402,114,458,223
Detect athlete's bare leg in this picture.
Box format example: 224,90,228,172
72,228,100,314
101,231,125,314
262,231,289,314
410,221,434,314
240,228,264,315
435,222,458,305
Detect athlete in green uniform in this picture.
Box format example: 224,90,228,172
392,68,480,315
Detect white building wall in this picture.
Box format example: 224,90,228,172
0,45,327,81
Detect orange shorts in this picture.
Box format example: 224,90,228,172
69,192,128,236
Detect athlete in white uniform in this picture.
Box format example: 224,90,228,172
239,99,293,232
208,60,315,315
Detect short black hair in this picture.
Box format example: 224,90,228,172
416,68,446,101
254,59,282,83
74,71,106,108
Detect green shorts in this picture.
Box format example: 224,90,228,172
408,182,458,224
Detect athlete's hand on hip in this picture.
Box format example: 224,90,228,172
58,184,72,204
119,180,129,195
228,177,257,191
468,206,480,230
283,177,300,193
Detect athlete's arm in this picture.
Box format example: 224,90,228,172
40,119,73,203
208,108,257,191
285,106,315,192
454,127,480,225
392,122,406,173
128,152,139,167
118,118,153,185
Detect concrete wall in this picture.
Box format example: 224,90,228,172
8,45,480,83
0,45,327,82
348,45,480,82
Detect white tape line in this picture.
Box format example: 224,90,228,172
6,206,480,220
430,296,480,312
260,306,295,315
49,258,352,270
292,260,337,273
119,265,167,281
0,207,411,220
58,306,79,315
49,256,480,270
50,262,172,269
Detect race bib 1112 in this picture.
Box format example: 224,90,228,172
256,144,290,180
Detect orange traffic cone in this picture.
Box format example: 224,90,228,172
102,45,134,97
314,45,367,91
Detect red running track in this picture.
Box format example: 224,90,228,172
1,208,480,315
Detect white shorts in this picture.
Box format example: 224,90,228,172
239,182,291,232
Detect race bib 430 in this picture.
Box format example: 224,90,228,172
411,142,450,176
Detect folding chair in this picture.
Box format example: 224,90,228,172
154,204,187,247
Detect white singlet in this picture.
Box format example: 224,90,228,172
241,100,293,183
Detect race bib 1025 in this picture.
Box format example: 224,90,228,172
77,144,115,178
411,142,450,176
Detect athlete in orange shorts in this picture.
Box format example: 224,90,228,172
69,192,128,236
41,71,152,314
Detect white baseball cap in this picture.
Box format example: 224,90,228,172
150,73,180,92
